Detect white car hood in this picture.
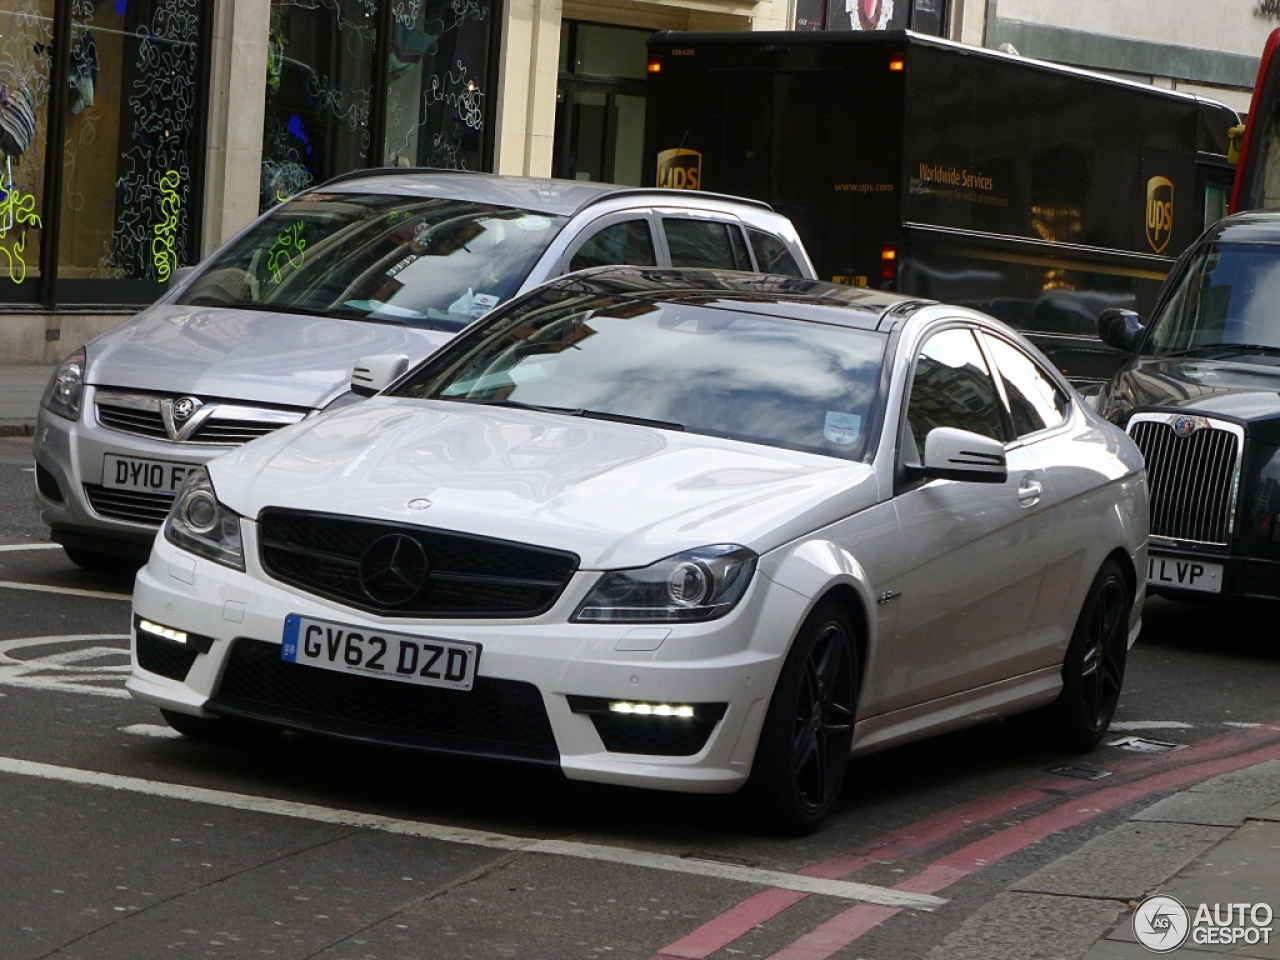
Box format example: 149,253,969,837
212,398,878,569
86,303,453,409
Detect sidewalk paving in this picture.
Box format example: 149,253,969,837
0,363,55,436
926,759,1280,960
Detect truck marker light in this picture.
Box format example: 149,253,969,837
889,55,905,72
648,56,662,74
881,243,899,284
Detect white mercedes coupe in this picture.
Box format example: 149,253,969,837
128,268,1148,834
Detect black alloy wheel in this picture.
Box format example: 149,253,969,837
745,599,858,835
1046,559,1130,751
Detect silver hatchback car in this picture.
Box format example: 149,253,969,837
33,171,814,569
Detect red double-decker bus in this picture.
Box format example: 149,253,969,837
1232,29,1280,212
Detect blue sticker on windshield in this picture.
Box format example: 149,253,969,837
824,411,862,446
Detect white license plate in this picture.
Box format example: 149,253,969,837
102,454,195,494
1146,555,1223,593
280,614,479,691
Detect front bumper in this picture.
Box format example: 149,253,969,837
129,526,809,794
1145,542,1280,602
32,389,232,559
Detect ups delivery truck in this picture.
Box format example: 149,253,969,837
644,30,1239,382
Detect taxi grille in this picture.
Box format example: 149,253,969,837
84,484,174,525
258,509,579,618
1128,417,1241,545
210,637,558,762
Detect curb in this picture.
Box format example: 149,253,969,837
0,420,35,438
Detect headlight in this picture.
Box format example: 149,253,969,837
572,545,757,623
40,347,87,421
163,467,245,570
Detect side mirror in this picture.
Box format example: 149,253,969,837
1098,308,1144,352
168,264,197,288
916,427,1008,484
350,354,410,397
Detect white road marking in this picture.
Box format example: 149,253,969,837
1109,721,1195,732
0,755,945,910
0,580,130,601
0,543,61,552
119,724,183,739
0,635,132,699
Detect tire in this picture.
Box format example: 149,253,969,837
1043,559,1131,752
743,600,859,835
161,709,278,746
64,546,138,574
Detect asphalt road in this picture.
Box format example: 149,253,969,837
4,435,1280,960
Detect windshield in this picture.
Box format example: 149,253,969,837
176,192,567,332
392,290,887,460
1147,242,1280,358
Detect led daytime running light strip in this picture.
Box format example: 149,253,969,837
138,619,190,645
609,701,696,718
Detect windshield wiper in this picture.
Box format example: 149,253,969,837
439,396,685,431
1164,342,1280,359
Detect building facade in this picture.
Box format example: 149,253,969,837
0,0,1270,363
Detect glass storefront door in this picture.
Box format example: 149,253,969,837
553,21,650,187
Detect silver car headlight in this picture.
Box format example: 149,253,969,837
40,347,87,421
163,467,245,570
572,545,757,623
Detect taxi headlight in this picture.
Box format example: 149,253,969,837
572,545,757,623
163,467,244,570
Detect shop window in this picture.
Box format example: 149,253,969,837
0,1,54,302
382,0,496,171
262,0,377,209
57,0,206,303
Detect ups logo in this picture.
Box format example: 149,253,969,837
657,148,702,190
1146,177,1174,254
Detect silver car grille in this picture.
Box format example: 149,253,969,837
83,485,174,526
94,390,307,445
1127,413,1244,546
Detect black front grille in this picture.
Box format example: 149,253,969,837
258,509,579,618
210,637,558,762
84,484,173,525
589,714,721,756
136,633,199,681
1129,418,1241,545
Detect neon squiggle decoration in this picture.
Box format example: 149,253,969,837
0,177,43,285
267,221,306,283
152,170,182,282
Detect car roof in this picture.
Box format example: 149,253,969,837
315,168,775,219
1202,210,1280,244
540,266,924,330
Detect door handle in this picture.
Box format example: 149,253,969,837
1018,478,1043,507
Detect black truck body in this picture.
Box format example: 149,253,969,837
643,30,1239,382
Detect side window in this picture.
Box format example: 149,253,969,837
983,334,1070,437
569,219,656,272
904,328,1010,462
663,218,752,270
747,228,803,277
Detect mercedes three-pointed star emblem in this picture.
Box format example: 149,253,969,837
358,534,430,606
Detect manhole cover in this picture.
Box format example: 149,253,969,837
1050,765,1113,780
1107,736,1186,754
